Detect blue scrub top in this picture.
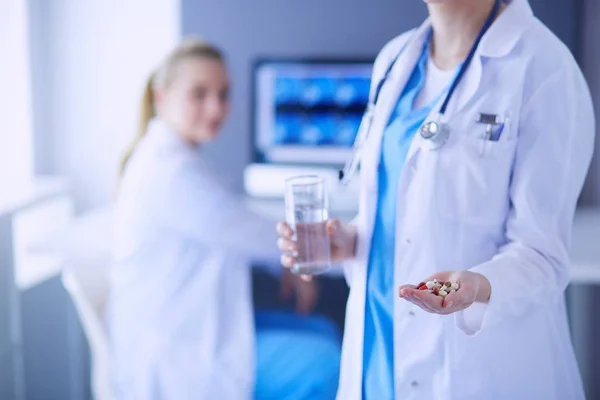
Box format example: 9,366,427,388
361,37,451,399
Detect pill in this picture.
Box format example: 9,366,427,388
413,280,459,297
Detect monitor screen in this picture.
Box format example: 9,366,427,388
253,59,373,166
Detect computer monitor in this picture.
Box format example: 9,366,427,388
252,59,373,166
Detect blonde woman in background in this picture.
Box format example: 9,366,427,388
107,38,341,400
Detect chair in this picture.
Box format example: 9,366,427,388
56,207,114,400
62,270,112,400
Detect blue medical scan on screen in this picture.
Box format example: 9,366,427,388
254,61,373,165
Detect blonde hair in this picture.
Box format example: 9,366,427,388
119,37,224,176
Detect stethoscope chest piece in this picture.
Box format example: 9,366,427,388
338,0,501,182
420,120,449,150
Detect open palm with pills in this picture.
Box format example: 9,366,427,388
399,270,491,315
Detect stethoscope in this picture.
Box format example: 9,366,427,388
339,0,501,185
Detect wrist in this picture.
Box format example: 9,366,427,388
473,272,491,303
346,224,358,259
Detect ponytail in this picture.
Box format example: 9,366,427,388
119,73,156,177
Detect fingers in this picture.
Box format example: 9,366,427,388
439,297,471,314
326,219,341,235
411,289,444,311
280,254,295,268
326,219,348,249
277,237,297,253
438,280,474,313
442,289,462,309
327,219,357,263
400,285,467,314
406,294,437,314
443,279,473,306
278,256,314,280
278,238,297,268
276,222,294,238
398,284,417,298
277,222,297,268
399,286,439,313
404,282,473,315
327,219,349,249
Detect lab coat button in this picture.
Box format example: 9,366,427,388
411,381,419,388
405,238,412,244
409,311,416,317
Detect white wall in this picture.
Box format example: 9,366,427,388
30,0,181,211
0,0,34,190
181,0,427,193
571,3,600,398
580,0,600,205
31,0,587,208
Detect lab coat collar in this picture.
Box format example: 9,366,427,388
362,19,432,195
146,118,199,151
415,0,533,61
479,0,534,58
440,0,534,118
386,19,433,83
405,2,533,170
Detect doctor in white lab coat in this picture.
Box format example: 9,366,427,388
108,38,341,400
277,0,595,399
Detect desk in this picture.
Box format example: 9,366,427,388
567,211,600,399
9,196,595,399
0,176,71,400
0,177,69,216
569,208,600,284
0,177,88,400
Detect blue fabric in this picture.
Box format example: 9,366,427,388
361,38,452,399
254,310,341,400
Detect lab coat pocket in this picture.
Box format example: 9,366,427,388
435,126,515,225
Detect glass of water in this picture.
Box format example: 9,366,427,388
284,175,331,275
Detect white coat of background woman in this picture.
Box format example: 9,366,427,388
108,38,341,400
277,0,595,398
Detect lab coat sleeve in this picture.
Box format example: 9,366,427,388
338,214,360,286
455,67,595,336
159,164,281,265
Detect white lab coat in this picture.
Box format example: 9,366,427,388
107,119,280,400
337,1,594,399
